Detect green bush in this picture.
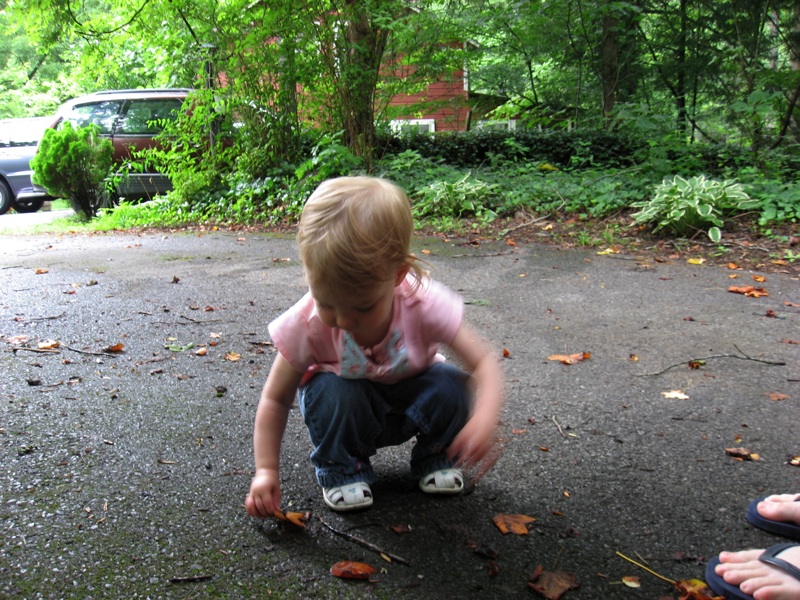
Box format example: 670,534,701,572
30,122,113,219
631,175,758,242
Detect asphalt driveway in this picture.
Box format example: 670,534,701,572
1,230,798,599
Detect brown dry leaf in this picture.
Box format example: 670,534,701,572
493,513,536,535
194,347,208,356
329,560,377,580
527,564,580,600
503,348,511,358
104,343,125,353
781,339,800,345
752,274,767,282
547,352,590,365
674,578,725,599
728,285,769,297
662,390,690,400
225,352,241,362
789,455,800,467
767,393,789,401
785,301,800,308
390,524,411,535
6,335,30,345
725,447,760,461
38,340,60,350
726,262,741,270
621,576,641,588
273,510,307,528
35,268,49,274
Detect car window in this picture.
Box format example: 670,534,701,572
116,99,183,135
62,101,124,134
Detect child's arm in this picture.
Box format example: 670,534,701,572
245,352,303,519
446,322,504,468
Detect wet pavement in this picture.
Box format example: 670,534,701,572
0,229,798,599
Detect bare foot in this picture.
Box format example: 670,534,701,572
758,494,800,526
715,545,800,600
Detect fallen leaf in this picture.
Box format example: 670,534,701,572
785,301,800,308
528,565,580,600
596,247,620,255
104,343,125,353
390,524,411,534
503,348,511,358
767,393,788,401
38,340,60,350
788,455,799,467
35,268,49,274
752,274,767,282
6,335,30,345
674,578,724,599
725,447,760,461
547,352,590,365
194,347,208,356
157,459,177,464
512,428,527,435
728,285,768,297
662,390,690,400
688,360,706,369
781,339,799,345
765,309,777,318
687,258,705,265
726,262,741,270
622,576,641,588
493,513,536,535
329,560,377,580
225,352,241,361
273,510,307,528
629,354,638,362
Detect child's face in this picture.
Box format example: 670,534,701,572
310,272,403,348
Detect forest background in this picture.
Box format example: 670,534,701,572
1,0,799,265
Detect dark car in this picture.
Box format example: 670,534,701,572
50,88,192,200
0,117,55,215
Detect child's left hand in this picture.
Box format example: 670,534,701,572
448,410,498,469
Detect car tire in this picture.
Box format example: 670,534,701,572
11,196,46,213
0,180,12,215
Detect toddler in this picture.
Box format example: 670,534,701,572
246,176,504,514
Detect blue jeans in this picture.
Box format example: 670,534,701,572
298,363,471,488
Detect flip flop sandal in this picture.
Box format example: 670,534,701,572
746,495,800,540
419,468,464,495
705,543,800,600
323,482,373,512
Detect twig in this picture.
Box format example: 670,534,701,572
616,551,675,584
551,415,566,438
169,574,213,583
61,345,119,357
500,212,553,235
8,347,60,354
27,313,65,322
638,346,785,376
318,517,410,566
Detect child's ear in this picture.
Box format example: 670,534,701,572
394,263,411,286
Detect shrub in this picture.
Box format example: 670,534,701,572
631,175,758,242
30,122,114,219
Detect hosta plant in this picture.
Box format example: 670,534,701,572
631,175,758,242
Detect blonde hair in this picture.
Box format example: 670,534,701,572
297,176,424,291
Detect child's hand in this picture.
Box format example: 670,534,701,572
245,468,282,518
448,412,498,469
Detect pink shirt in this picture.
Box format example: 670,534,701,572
268,278,464,386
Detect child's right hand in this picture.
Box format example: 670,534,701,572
245,468,282,518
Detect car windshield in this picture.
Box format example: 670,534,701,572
0,117,52,147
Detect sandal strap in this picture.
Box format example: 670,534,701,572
759,543,800,583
